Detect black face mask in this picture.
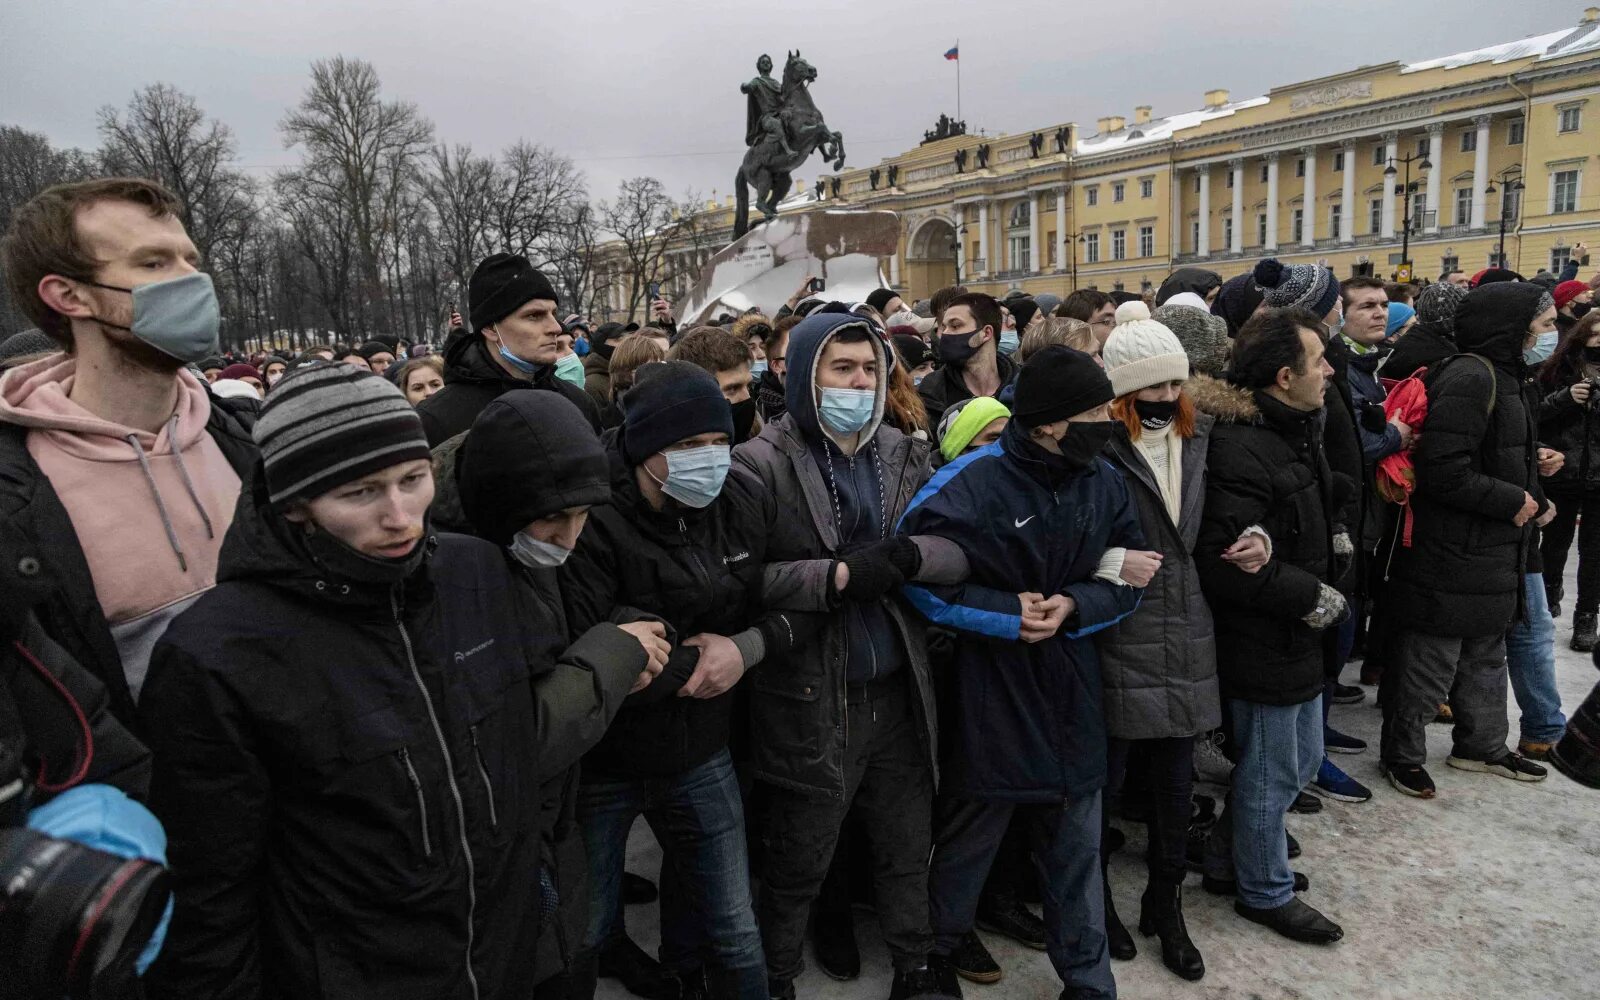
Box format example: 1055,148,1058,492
938,330,984,367
1045,420,1118,472
302,520,430,587
730,397,758,446
1574,301,1593,320
592,339,617,361
1583,345,1600,365
1134,398,1178,430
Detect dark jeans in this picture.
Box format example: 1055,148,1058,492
1542,493,1600,614
930,794,1115,999
1104,736,1195,885
578,748,766,998
757,673,934,983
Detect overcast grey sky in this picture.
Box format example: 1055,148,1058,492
1,0,1582,205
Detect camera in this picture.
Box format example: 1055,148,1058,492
1,678,171,999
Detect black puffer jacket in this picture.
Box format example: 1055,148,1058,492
142,471,617,999
1536,363,1600,497
1191,375,1336,706
0,390,257,730
1384,282,1548,637
417,333,600,446
559,438,818,779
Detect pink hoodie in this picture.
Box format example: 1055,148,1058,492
0,355,241,698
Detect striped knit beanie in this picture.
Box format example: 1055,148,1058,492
253,362,432,506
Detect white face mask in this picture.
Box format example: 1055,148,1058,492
509,530,573,568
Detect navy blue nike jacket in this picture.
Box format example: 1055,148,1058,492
898,422,1145,801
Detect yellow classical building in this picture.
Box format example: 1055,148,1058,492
601,9,1600,317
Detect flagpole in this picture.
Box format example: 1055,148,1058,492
956,39,961,124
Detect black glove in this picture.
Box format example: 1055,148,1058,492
839,536,918,602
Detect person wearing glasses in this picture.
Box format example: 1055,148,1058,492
1058,289,1119,348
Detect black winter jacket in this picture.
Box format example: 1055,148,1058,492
1537,367,1600,497
916,351,1016,429
1384,283,1548,637
559,441,818,779
1380,325,1458,383
1191,376,1336,706
141,472,634,999
0,390,257,730
417,334,600,446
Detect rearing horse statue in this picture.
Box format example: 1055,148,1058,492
734,50,845,238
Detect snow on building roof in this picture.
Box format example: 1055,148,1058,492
1074,96,1270,156
1401,21,1600,74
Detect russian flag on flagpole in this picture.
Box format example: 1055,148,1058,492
944,45,959,60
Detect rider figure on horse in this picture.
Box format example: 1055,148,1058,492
741,54,795,158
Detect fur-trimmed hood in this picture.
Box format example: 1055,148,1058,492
1186,372,1259,425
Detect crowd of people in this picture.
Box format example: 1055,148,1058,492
0,175,1596,1000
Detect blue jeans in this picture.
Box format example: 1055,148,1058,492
1506,573,1568,744
578,749,766,997
1205,696,1323,909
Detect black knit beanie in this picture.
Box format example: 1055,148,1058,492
253,363,432,506
1013,346,1114,428
621,361,735,466
469,253,560,332
866,288,899,314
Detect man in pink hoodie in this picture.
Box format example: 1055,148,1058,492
0,177,257,727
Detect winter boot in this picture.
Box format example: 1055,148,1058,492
1103,868,1136,960
1572,612,1598,653
1138,882,1205,981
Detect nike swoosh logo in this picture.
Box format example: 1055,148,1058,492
1015,516,1036,528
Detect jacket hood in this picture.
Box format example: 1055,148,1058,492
457,389,610,547
442,331,551,389
1185,372,1260,425
1156,268,1222,306
783,313,887,447
1455,282,1553,368
0,354,213,460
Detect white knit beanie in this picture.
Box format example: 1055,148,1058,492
1102,301,1190,397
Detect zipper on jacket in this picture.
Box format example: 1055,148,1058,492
468,725,499,831
392,589,481,1000
397,746,433,858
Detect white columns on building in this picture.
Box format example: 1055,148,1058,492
1301,146,1317,247
1197,168,1211,257
1055,187,1068,271
1229,159,1244,254
977,201,990,277
1340,141,1357,243
1029,192,1041,274
1381,132,1399,239
1471,115,1492,230
1264,153,1280,252
888,245,900,287
1425,123,1443,234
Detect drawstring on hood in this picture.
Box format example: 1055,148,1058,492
122,411,216,573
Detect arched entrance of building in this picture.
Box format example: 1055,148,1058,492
906,217,958,302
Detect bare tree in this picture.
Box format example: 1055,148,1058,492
544,200,601,317
96,84,256,262
423,143,496,298
599,176,674,321
0,126,98,331
492,142,585,266
280,56,433,335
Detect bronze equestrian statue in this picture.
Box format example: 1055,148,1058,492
734,51,845,238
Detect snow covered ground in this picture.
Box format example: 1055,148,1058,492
599,567,1600,1000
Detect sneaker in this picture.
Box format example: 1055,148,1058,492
1323,726,1367,755
890,958,963,999
1573,612,1599,653
1193,732,1233,786
1433,703,1453,724
1311,758,1372,802
1331,683,1365,705
976,898,1047,950
948,932,1002,985
1447,750,1548,782
1518,738,1558,761
1289,789,1322,814
1381,761,1436,798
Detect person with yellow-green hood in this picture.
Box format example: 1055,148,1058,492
936,396,1011,464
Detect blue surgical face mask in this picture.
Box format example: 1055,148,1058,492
817,386,876,434
495,336,543,375
998,329,1021,356
650,444,731,509
750,360,768,378
509,530,573,568
84,271,221,363
1524,330,1559,366
554,352,585,386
